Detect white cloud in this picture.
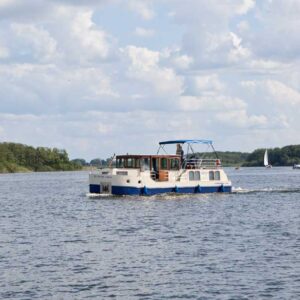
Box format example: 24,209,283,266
236,0,255,15
171,53,193,70
127,0,155,20
237,20,250,33
0,45,9,59
228,32,251,62
11,23,58,62
68,9,112,60
123,45,184,97
265,80,300,106
134,27,155,37
193,74,224,93
245,0,300,61
215,110,268,129
248,59,290,72
0,0,16,8
241,79,300,107
179,95,246,112
0,63,118,115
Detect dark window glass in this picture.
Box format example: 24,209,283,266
189,171,194,181
135,159,140,168
117,158,124,168
170,159,179,170
127,158,133,168
215,171,220,180
209,171,214,180
161,158,168,170
141,158,150,171
194,171,200,181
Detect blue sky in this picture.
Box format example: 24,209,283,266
1,0,300,160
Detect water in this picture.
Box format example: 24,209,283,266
0,168,299,299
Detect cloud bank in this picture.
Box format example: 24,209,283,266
0,0,300,158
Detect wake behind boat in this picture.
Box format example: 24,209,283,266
89,139,232,196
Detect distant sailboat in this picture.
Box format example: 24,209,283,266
264,149,272,168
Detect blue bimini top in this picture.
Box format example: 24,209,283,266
159,139,213,145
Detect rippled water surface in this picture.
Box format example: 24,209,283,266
0,168,299,299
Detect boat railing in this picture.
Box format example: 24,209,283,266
183,158,221,169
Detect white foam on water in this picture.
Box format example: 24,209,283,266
232,186,300,194
232,187,250,193
86,193,113,198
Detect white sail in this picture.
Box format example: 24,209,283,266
264,149,268,166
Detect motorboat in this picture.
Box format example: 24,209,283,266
293,164,300,169
89,139,232,196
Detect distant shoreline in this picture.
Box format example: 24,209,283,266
0,165,100,174
1,142,300,173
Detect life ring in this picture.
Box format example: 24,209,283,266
216,159,221,166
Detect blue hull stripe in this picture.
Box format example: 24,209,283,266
90,184,231,195
90,184,101,193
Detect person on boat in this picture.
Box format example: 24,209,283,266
176,143,184,162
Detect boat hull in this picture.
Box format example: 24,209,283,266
89,165,232,196
89,184,232,196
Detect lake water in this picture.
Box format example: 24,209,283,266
0,168,299,299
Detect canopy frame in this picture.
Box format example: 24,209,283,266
157,139,219,161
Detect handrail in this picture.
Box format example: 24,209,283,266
183,158,221,169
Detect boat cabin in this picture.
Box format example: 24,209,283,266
116,155,181,171
115,154,221,182
116,155,181,181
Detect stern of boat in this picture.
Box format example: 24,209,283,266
89,168,113,194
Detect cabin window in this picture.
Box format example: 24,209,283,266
189,171,194,181
189,171,200,181
209,171,214,180
126,158,133,168
161,158,168,170
141,158,150,171
170,158,180,170
215,171,220,180
134,158,140,168
116,158,124,168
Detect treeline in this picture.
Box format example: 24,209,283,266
71,158,112,168
243,145,300,167
1,142,300,173
74,145,300,168
0,142,82,173
193,151,249,167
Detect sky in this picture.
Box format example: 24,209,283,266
1,0,300,160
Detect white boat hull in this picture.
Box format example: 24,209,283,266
89,168,232,196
